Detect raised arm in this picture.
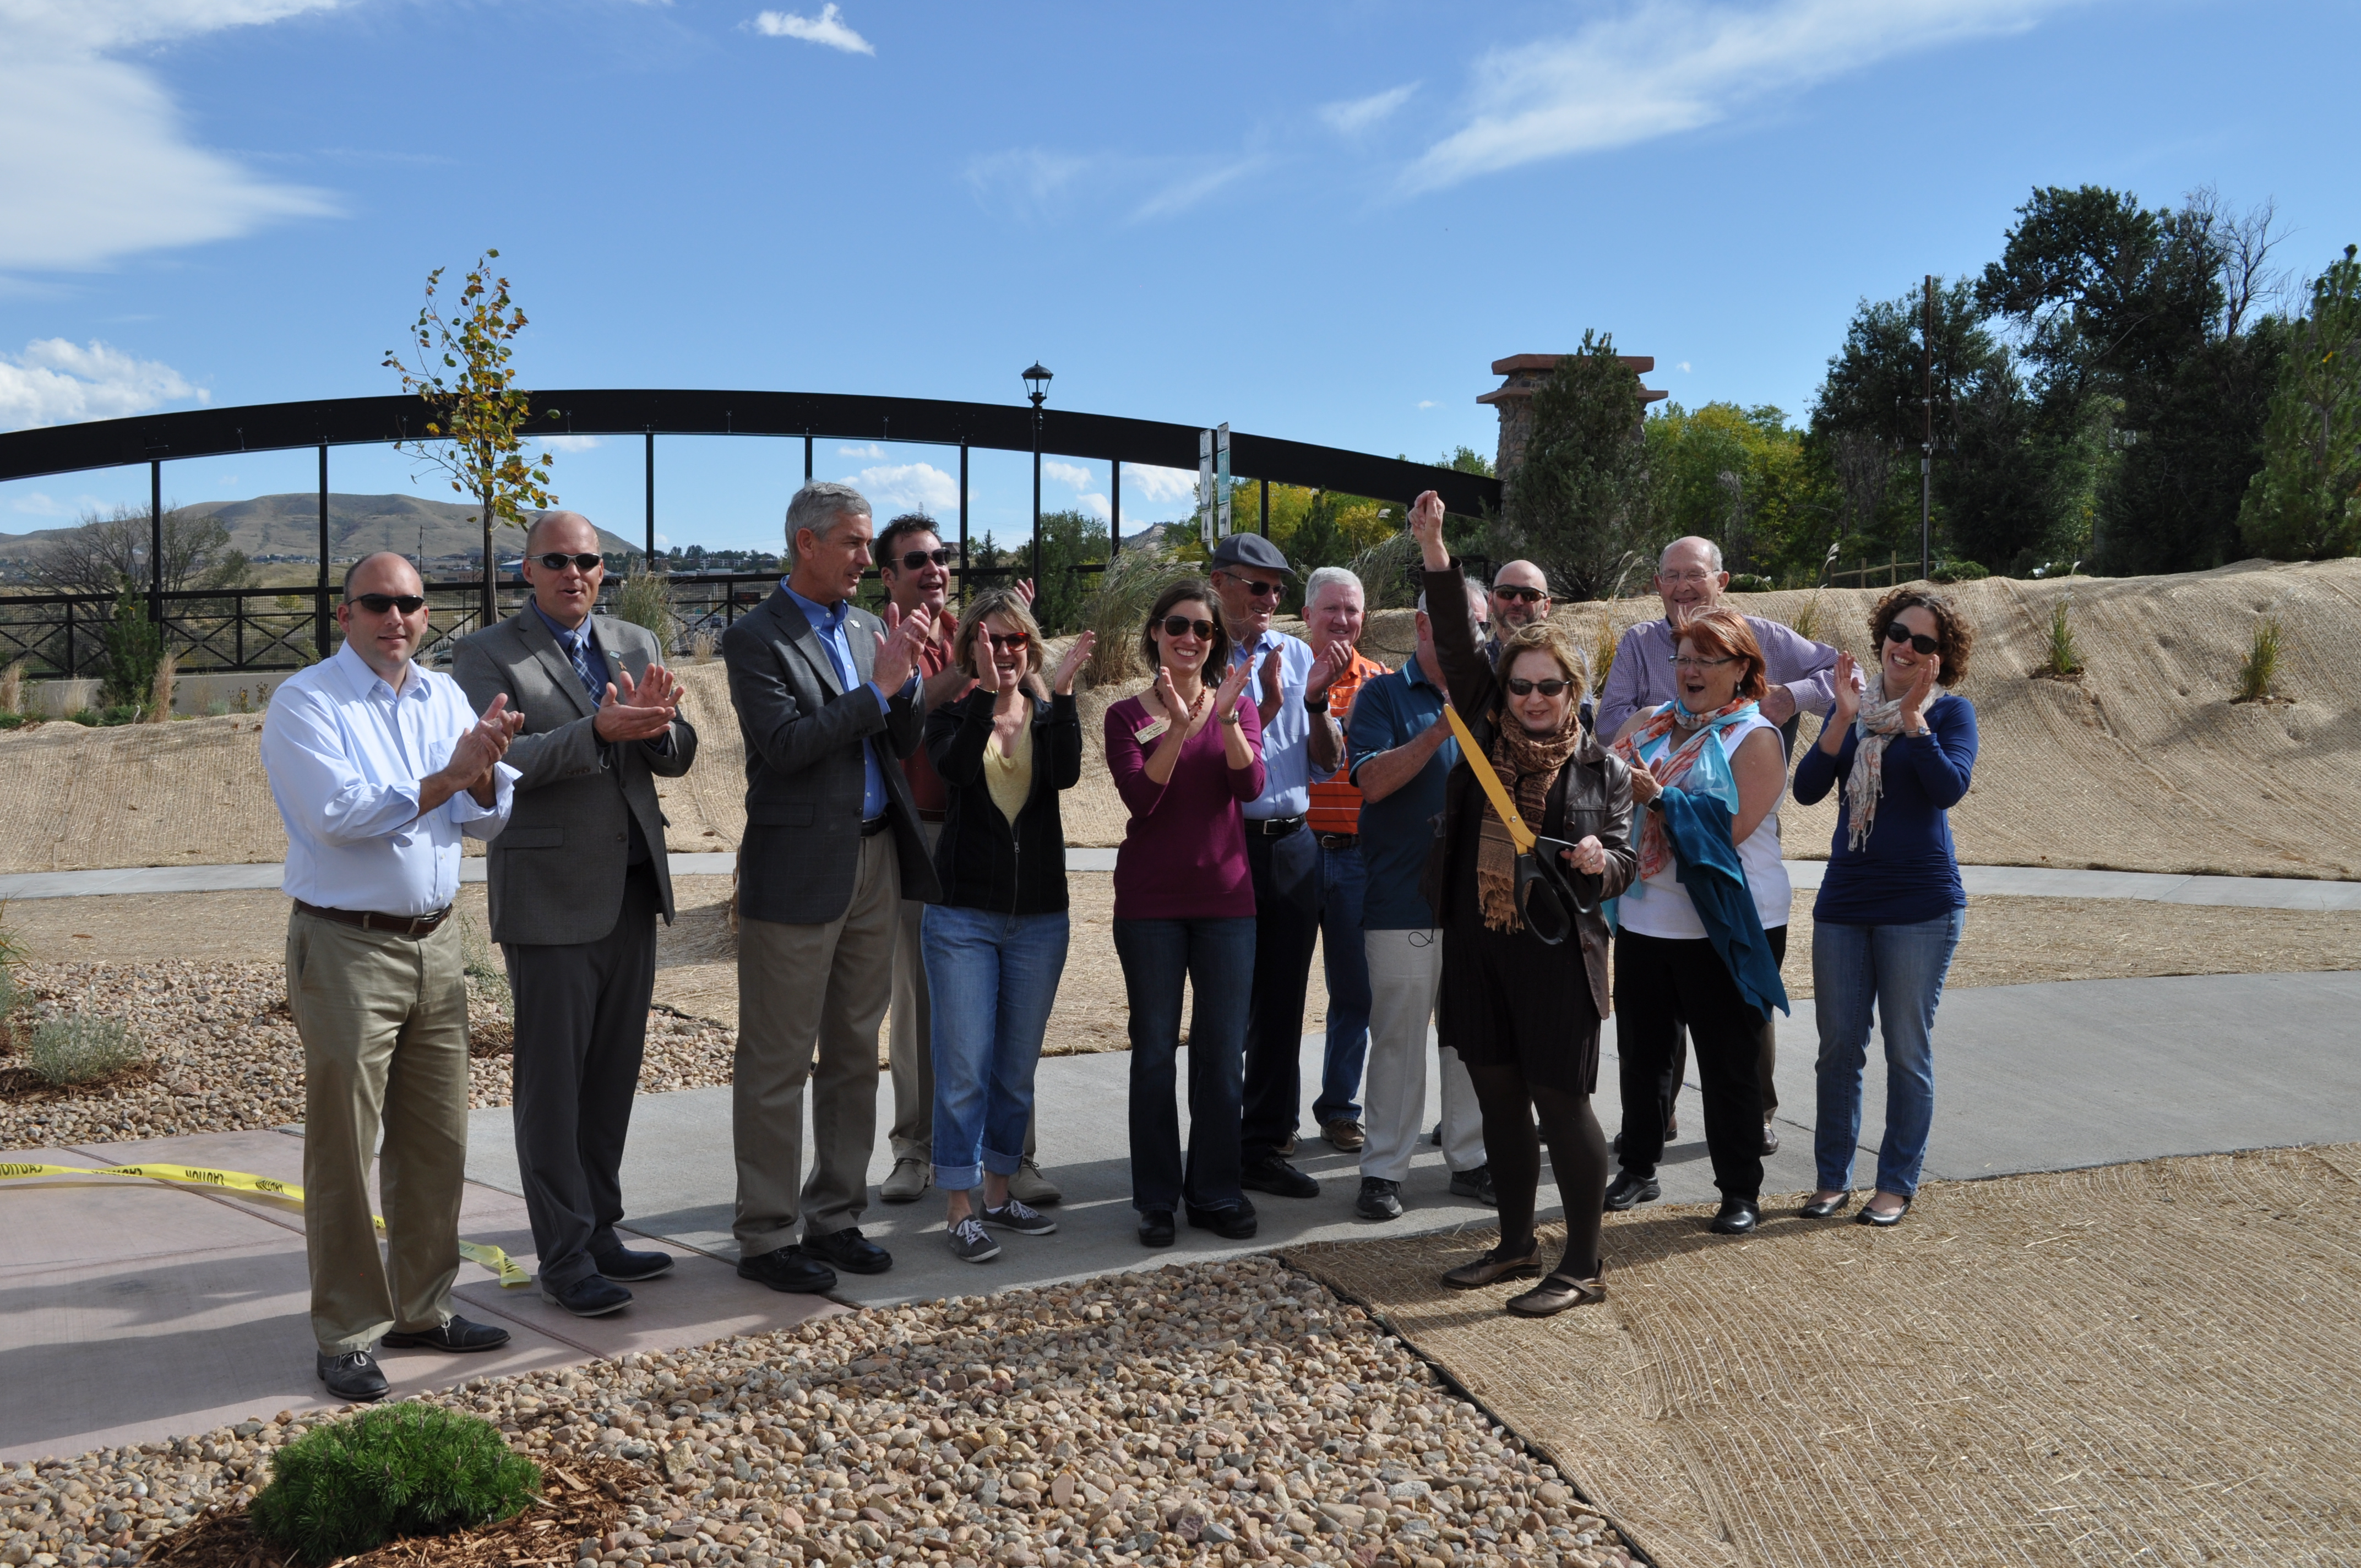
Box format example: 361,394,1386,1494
1893,693,1977,809
1407,491,1498,722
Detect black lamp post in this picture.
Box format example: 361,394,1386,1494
1024,363,1051,586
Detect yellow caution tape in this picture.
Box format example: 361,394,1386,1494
0,1160,532,1288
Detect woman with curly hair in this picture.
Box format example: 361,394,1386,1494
1793,586,1979,1228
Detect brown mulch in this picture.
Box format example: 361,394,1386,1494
140,1457,654,1568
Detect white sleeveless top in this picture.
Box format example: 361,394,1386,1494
1618,710,1791,940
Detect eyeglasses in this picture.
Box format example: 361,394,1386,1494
1161,616,1216,640
1225,575,1284,600
1884,623,1940,655
536,552,603,573
348,593,426,615
1505,677,1573,696
985,630,1031,650
1493,585,1545,604
1668,655,1737,670
1660,569,1717,586
898,548,953,571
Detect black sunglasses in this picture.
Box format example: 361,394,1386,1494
536,552,603,573
347,593,426,615
1225,575,1283,600
1161,615,1216,640
1505,677,1573,696
1493,585,1546,603
1884,623,1940,655
898,547,953,571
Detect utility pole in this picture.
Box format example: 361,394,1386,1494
1920,274,1934,583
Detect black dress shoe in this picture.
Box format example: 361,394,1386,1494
317,1349,389,1402
1448,1165,1497,1206
1187,1203,1259,1240
379,1315,511,1353
592,1244,674,1282
1602,1171,1661,1211
1761,1119,1782,1156
737,1244,838,1294
1710,1197,1761,1235
1798,1191,1852,1219
1857,1196,1912,1227
540,1273,633,1317
1139,1210,1177,1248
1241,1155,1320,1199
803,1226,893,1275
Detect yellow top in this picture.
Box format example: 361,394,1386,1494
983,714,1033,825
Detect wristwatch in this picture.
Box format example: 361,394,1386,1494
1305,694,1330,714
1220,707,1244,726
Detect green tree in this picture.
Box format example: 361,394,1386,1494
1032,509,1111,635
1497,331,1653,600
101,589,162,710
384,249,556,624
1647,401,1829,581
2239,244,2361,560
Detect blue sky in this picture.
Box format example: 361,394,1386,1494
3,0,2355,553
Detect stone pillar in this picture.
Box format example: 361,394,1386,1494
1481,353,1665,509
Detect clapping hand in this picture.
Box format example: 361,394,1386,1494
1213,656,1254,728
872,601,935,693
1559,834,1608,876
448,693,523,784
1408,490,1448,569
1150,666,1189,728
1828,651,1865,728
1051,630,1094,696
1627,760,1663,806
975,630,1003,694
1897,651,1941,734
1256,648,1282,713
595,664,679,742
1305,636,1353,701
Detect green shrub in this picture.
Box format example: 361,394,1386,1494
249,1404,541,1565
1933,559,1989,583
607,568,678,654
100,704,142,726
2042,595,2083,678
68,708,102,727
2235,616,2283,703
0,712,28,731
101,591,162,710
27,1012,145,1085
1727,573,1776,594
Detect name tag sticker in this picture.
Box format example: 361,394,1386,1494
1134,718,1171,743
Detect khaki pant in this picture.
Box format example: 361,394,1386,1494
735,831,899,1255
286,907,471,1354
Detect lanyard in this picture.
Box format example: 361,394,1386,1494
1443,705,1535,853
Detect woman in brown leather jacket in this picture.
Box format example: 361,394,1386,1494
1409,493,1637,1315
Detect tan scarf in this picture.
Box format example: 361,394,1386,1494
1474,717,1586,932
1843,686,1914,851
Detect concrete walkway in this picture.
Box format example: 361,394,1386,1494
7,967,2358,1463
6,853,2359,908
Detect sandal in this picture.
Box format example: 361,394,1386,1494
1440,1242,1542,1289
1505,1272,1607,1317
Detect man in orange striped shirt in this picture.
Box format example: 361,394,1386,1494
1300,565,1391,1155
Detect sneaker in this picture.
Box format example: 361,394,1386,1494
1008,1157,1062,1206
1323,1119,1367,1153
1449,1165,1497,1207
946,1216,999,1264
1603,1170,1661,1211
980,1197,1058,1236
881,1157,930,1203
1355,1177,1403,1221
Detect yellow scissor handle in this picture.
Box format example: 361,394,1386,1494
1443,704,1536,853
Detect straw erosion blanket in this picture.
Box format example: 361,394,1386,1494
1290,1142,2361,1568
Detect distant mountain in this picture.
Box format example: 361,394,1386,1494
0,493,639,566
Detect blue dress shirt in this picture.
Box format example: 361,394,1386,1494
782,580,910,821
1344,652,1461,930
260,641,517,916
1228,629,1321,820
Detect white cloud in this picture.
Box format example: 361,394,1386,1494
0,337,201,431
840,462,958,518
1075,492,1110,520
7,489,103,518
0,0,341,272
751,3,874,54
838,442,886,458
1417,399,1438,410
1403,0,2060,192
1319,83,1418,137
1042,459,1093,491
961,148,1096,218
541,434,602,453
1679,361,1694,372
1124,464,1199,505
1133,156,1266,222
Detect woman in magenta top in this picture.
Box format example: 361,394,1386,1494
1105,578,1263,1248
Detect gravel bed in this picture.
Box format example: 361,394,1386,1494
1,1259,1637,1568
0,962,736,1153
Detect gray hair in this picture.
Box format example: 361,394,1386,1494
1302,566,1363,610
1658,535,1724,573
785,481,872,560
1415,581,1489,617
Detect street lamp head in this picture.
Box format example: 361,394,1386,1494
1023,363,1052,408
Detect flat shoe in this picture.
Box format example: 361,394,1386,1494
1505,1273,1607,1317
1797,1191,1853,1219
1709,1197,1761,1235
1857,1197,1912,1227
1441,1243,1542,1289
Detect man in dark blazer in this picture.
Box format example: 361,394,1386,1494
451,510,698,1317
724,480,940,1292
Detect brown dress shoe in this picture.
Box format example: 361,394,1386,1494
1506,1273,1607,1317
1440,1242,1542,1289
1323,1118,1367,1153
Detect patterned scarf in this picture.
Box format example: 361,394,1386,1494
1474,717,1587,932
1611,696,1760,880
1843,687,1914,852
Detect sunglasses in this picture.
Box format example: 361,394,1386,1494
898,548,953,571
348,593,426,615
1161,616,1216,640
985,630,1031,650
1493,585,1545,603
1884,623,1940,655
536,552,603,573
1505,677,1573,696
1226,575,1284,600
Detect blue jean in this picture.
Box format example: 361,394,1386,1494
922,904,1070,1192
1811,909,1965,1200
1313,843,1372,1126
1112,916,1255,1216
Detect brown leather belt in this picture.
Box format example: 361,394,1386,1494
1315,833,1359,851
861,816,892,837
294,899,452,937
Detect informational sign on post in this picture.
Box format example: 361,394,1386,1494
1216,423,1232,540
1199,428,1215,547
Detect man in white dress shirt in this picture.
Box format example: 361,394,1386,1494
260,551,525,1403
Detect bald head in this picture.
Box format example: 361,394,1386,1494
1489,559,1549,630
520,510,606,629
1654,536,1728,620
342,550,423,599
525,510,599,557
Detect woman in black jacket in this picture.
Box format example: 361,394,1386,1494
1411,493,1638,1315
920,587,1094,1264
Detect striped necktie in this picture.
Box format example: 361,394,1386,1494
557,624,606,709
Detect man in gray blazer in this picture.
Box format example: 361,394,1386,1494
725,480,939,1292
452,510,697,1317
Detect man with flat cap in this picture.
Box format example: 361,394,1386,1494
454,510,698,1317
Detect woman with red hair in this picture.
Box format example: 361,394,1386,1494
1606,608,1793,1237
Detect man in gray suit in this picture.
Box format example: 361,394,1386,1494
452,511,698,1317
725,480,940,1292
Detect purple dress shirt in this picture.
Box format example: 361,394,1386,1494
1595,614,1840,740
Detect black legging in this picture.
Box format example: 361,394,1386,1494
1465,1063,1611,1281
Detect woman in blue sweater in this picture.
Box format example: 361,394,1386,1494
1793,587,1978,1227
